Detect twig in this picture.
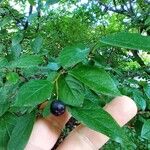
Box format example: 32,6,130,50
24,5,33,30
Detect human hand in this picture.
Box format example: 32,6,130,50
25,96,137,150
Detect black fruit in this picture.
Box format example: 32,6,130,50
50,100,66,116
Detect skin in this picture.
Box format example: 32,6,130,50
25,96,137,150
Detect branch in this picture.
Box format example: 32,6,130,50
35,0,42,32
113,0,117,9
144,0,150,4
36,9,41,32
121,0,130,11
24,5,33,30
128,0,134,15
98,1,132,17
132,51,150,75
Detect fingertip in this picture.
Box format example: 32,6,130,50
113,95,138,116
26,112,71,150
25,118,57,150
104,95,138,126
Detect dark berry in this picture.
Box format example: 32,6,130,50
50,100,66,116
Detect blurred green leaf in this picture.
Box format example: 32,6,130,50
46,0,60,5
100,32,150,52
145,17,150,26
132,90,146,111
47,62,60,71
143,84,150,99
6,72,19,84
141,120,150,140
0,87,9,116
0,57,8,68
10,55,43,68
11,44,22,58
0,43,4,53
28,0,36,5
0,17,11,28
12,33,23,46
31,36,43,53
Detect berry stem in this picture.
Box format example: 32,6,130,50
52,72,61,99
56,79,59,99
52,72,61,83
52,69,66,99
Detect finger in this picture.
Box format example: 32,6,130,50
25,111,70,150
57,96,137,150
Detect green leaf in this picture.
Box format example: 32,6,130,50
10,55,43,68
145,17,150,26
143,84,150,99
22,66,39,77
7,112,36,150
58,43,90,68
0,113,17,149
31,36,43,53
11,44,22,58
0,57,8,68
0,43,4,53
46,0,60,5
132,90,146,111
69,65,121,97
47,62,60,71
0,17,11,28
9,106,34,116
85,88,104,106
100,32,150,52
28,0,36,5
0,102,9,118
14,80,53,107
0,87,10,116
47,71,58,82
141,119,150,140
12,33,23,46
69,99,134,148
0,102,9,117
58,75,85,106
6,72,19,84
42,101,52,117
